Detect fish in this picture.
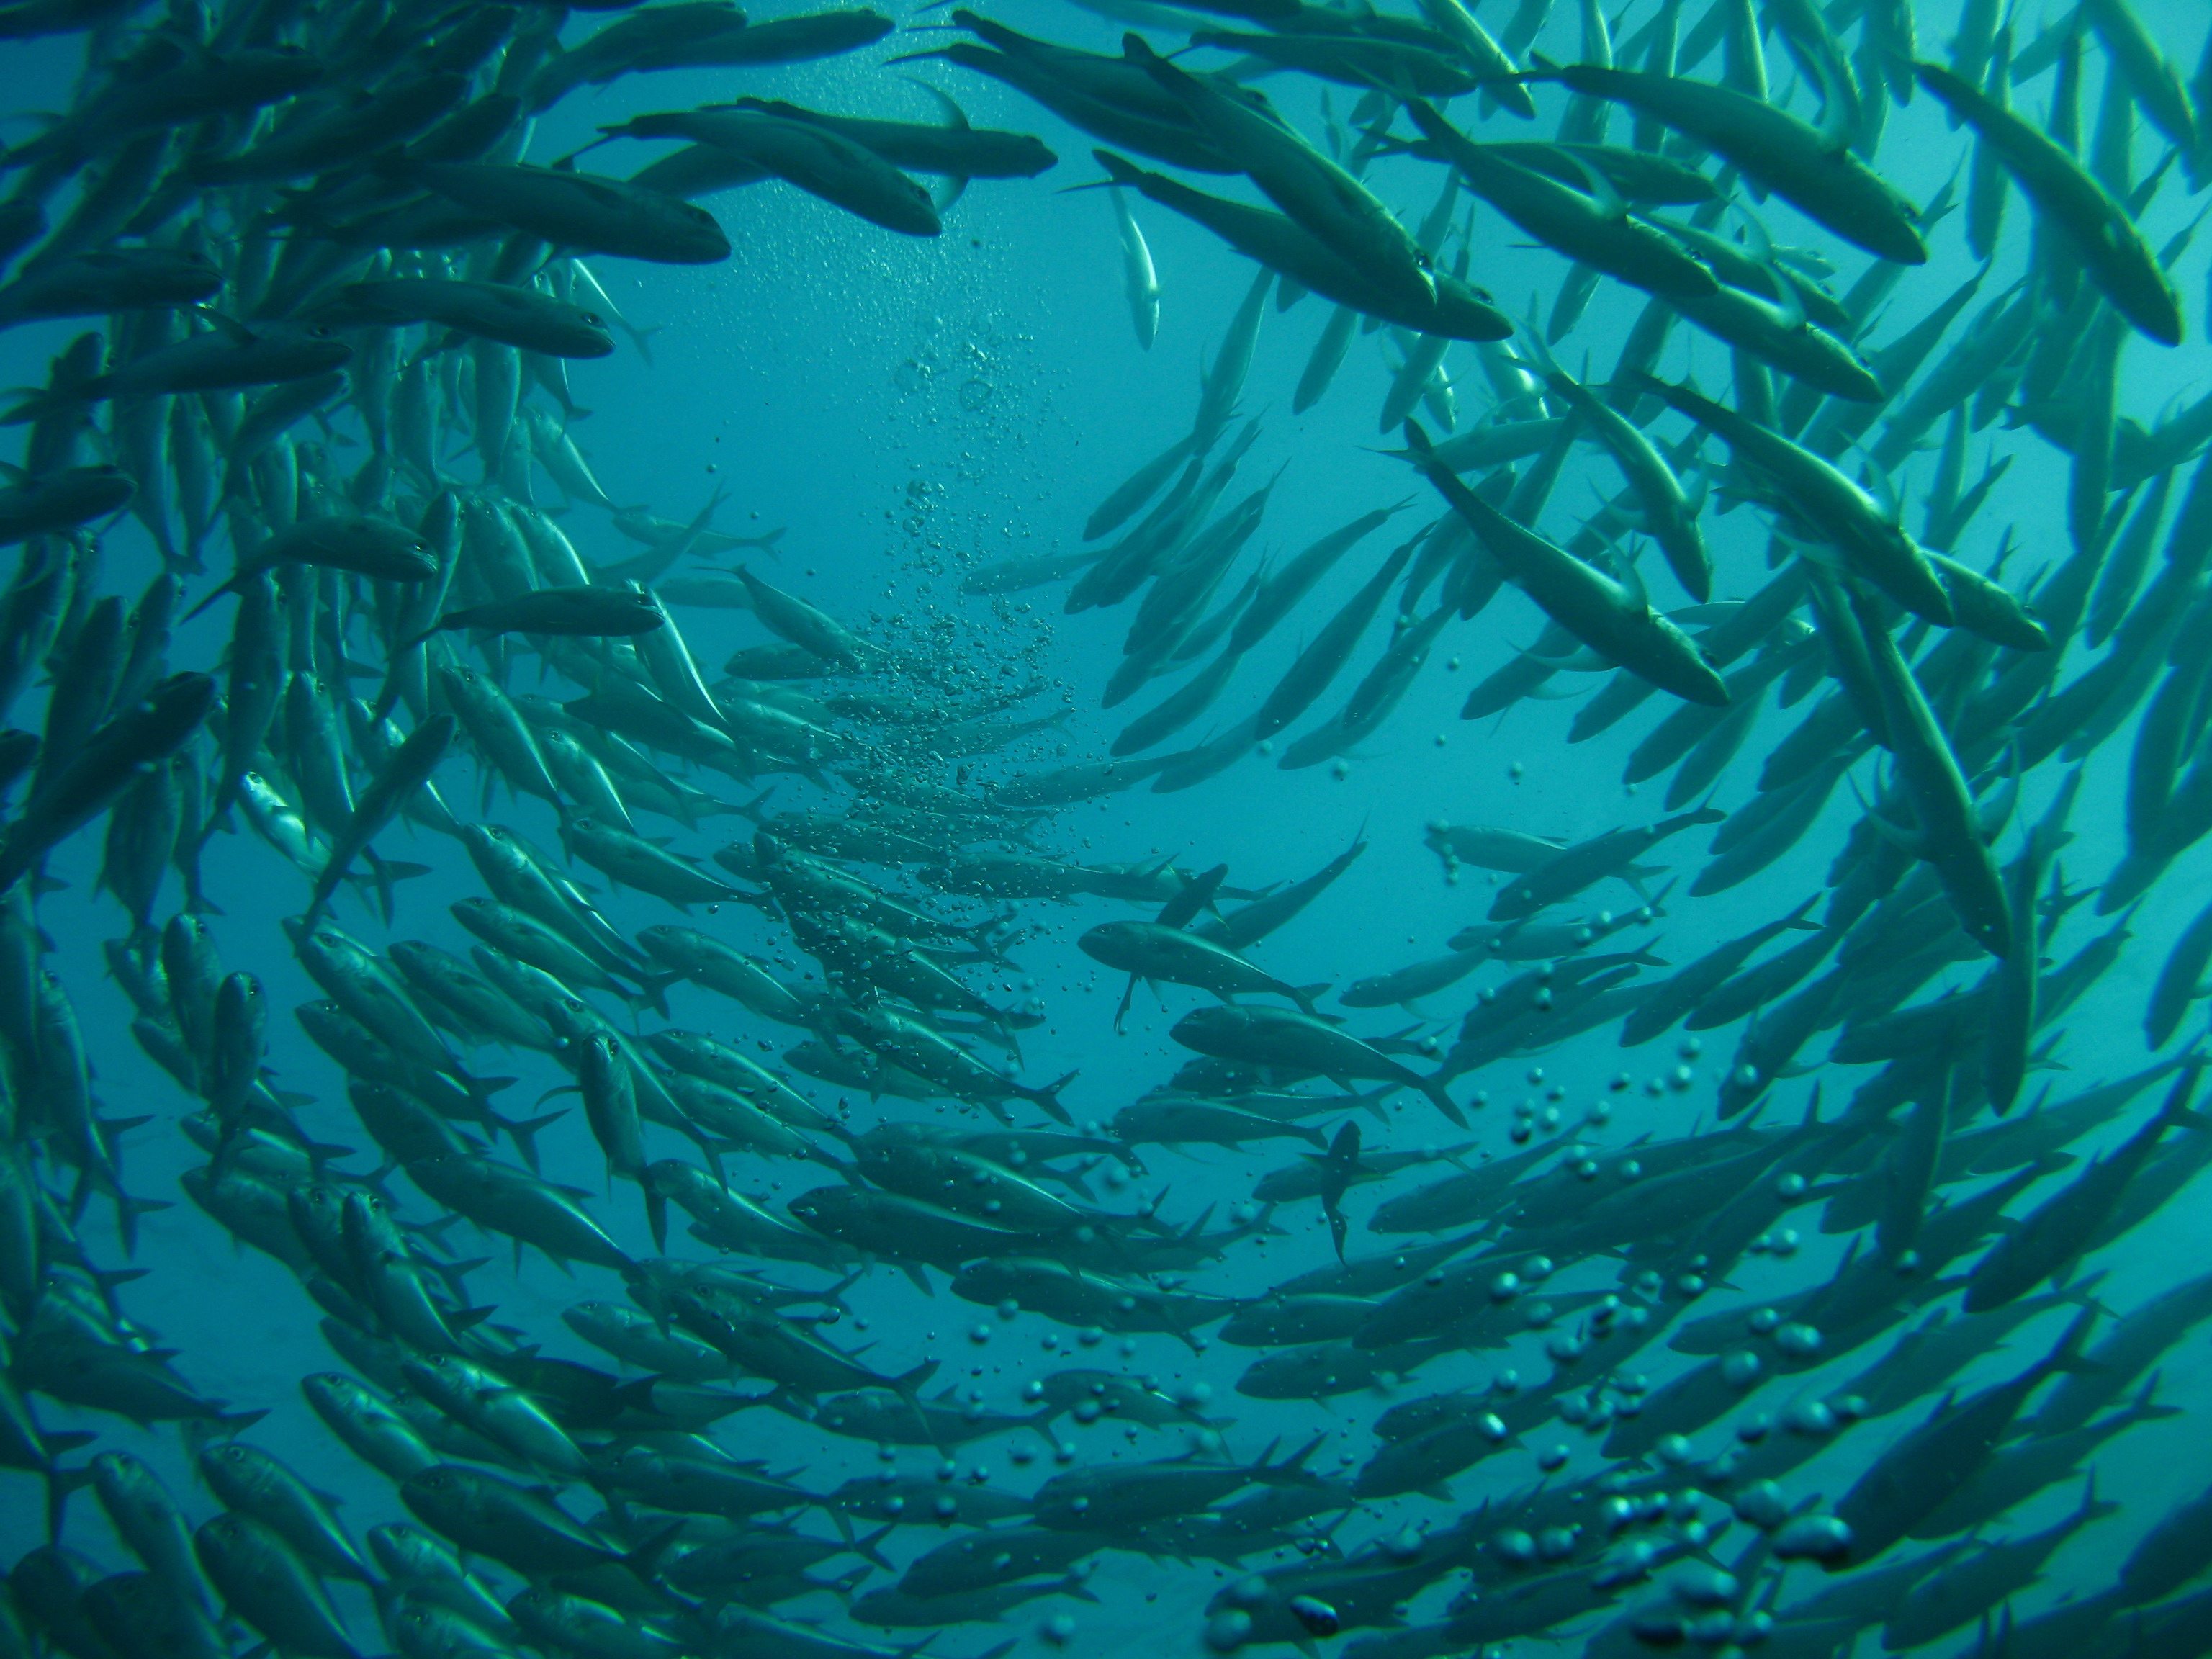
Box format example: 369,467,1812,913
1171,1004,1462,1125
0,248,222,329
5,320,351,422
730,93,1055,190
183,517,439,620
395,160,734,263
0,673,213,894
305,715,455,926
1399,101,1716,302
1917,58,2184,345
1089,152,1512,342
1403,422,1727,705
598,109,941,238
1639,374,1953,625
1827,1310,2098,1568
732,566,871,665
1080,919,1321,1025
1534,61,1928,264
1111,185,1161,349
411,579,663,646
1966,1064,2208,1311
1121,35,1436,315
315,279,616,358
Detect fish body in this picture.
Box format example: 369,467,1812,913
1543,63,1925,264
1081,920,1316,1012
402,161,732,263
1123,37,1434,315
1917,59,2182,344
604,109,939,238
1406,423,1727,704
1171,1004,1460,1124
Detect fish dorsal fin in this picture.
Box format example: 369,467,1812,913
1614,538,1650,611
902,76,971,130
1853,452,1902,526
1558,145,1625,221
196,307,257,346
1799,45,1857,153
1515,300,1565,381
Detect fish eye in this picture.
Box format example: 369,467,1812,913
582,311,605,326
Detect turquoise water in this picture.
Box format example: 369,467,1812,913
2,2,2212,1657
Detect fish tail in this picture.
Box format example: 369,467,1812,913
2045,1304,2102,1379
42,1461,93,1543
2157,1053,2208,1129
1022,1070,1078,1125
0,384,73,426
493,1107,565,1173
1420,1074,1467,1128
851,1522,898,1570
177,572,245,624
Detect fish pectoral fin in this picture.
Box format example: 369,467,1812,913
1520,642,1614,674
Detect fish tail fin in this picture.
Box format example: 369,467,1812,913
889,1357,942,1432
2157,1054,2208,1129
896,1356,940,1392
297,882,335,936
1262,1431,1328,1480
359,847,398,927
1024,1070,1078,1125
852,1522,899,1570
638,971,683,1018
492,1106,564,1172
2076,1469,2119,1524
178,574,244,624
619,1519,687,1581
42,1460,94,1542
2046,1304,2102,1378
1091,148,1146,188
1421,1074,1467,1128
110,1188,158,1259
0,382,79,428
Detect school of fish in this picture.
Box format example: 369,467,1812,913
2,0,2212,1656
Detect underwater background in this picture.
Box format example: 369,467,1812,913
2,0,2212,1655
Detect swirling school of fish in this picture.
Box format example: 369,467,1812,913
7,0,2212,1656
